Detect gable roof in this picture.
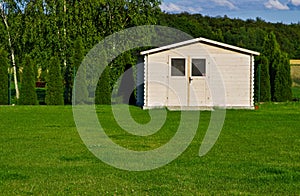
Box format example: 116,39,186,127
140,37,260,56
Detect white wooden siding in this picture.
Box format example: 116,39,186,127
143,42,255,109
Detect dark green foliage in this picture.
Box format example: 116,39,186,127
73,37,84,72
95,67,111,105
261,32,292,102
45,56,64,105
158,13,300,59
0,48,8,105
64,63,73,105
36,88,46,105
65,37,85,104
72,37,89,104
273,53,292,101
116,63,136,105
73,69,89,104
19,55,38,105
264,33,280,100
255,55,271,102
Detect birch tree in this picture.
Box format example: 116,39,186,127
0,48,8,105
0,0,19,99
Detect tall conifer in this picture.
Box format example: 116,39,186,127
255,55,271,102
19,55,38,105
45,56,64,105
261,32,292,102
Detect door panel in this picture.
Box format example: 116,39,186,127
168,78,188,106
189,58,209,106
168,58,188,106
189,78,207,106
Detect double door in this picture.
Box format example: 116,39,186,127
167,57,210,107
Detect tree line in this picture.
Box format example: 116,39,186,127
0,0,161,105
0,2,298,105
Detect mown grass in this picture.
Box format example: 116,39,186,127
292,86,300,98
0,104,299,195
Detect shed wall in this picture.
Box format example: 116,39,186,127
144,42,254,109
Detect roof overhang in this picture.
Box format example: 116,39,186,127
140,37,260,56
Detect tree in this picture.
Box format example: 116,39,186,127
19,55,38,105
255,55,271,102
64,37,85,104
95,66,111,105
73,37,84,75
95,50,111,105
45,56,64,105
0,48,8,104
261,32,292,102
273,53,292,101
0,1,20,99
72,37,88,104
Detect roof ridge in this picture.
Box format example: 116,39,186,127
140,37,260,56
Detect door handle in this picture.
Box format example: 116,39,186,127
189,77,193,83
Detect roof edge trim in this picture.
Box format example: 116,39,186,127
140,37,260,56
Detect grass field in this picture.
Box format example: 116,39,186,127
0,104,299,195
292,86,300,99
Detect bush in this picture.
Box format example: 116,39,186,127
95,67,111,105
255,55,271,102
45,56,64,105
261,32,292,102
19,55,38,105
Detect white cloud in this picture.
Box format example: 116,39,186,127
289,0,300,6
159,0,300,24
160,2,203,13
264,0,290,10
211,0,238,10
160,2,182,12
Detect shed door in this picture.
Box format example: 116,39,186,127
188,58,210,106
168,57,210,107
167,58,188,106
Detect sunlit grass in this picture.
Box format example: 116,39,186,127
0,104,299,195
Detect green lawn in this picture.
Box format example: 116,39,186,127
292,86,300,98
0,104,299,195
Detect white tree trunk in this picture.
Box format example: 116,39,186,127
0,3,19,100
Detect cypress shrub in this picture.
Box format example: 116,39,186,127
255,55,271,102
72,37,89,104
65,37,85,104
274,53,292,101
261,32,292,102
45,56,64,105
95,66,111,105
94,50,111,105
73,37,84,72
19,55,38,105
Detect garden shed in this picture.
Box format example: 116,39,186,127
137,37,260,110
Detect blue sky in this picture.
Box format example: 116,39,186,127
160,0,300,24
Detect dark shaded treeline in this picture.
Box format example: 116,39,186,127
158,12,300,59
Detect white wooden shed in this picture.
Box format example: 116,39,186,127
136,37,260,110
